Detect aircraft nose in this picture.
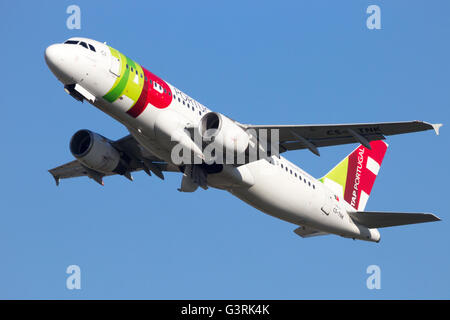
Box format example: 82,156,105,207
44,44,73,84
45,44,61,67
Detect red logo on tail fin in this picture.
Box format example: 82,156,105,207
344,140,388,210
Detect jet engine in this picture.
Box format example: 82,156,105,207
70,129,121,174
199,112,250,158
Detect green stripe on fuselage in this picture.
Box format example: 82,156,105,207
103,53,130,102
122,59,144,109
103,47,124,99
103,47,144,107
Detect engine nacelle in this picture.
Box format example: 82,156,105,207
199,112,249,157
70,130,121,174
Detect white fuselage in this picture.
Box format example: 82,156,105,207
45,37,380,242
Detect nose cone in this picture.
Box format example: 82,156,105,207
44,44,57,63
44,44,63,72
44,44,74,84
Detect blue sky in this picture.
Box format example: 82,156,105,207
1,0,449,299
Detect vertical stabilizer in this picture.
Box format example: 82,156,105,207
320,140,388,211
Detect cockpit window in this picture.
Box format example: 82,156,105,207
64,40,96,53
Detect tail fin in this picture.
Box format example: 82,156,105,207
319,140,388,211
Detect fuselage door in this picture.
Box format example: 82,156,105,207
110,55,121,77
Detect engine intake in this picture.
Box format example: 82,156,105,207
199,112,249,157
70,130,121,174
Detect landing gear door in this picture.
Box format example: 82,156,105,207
110,55,121,77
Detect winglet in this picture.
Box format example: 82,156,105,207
49,171,60,186
432,123,443,135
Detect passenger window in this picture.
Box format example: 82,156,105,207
88,44,96,52
79,42,88,49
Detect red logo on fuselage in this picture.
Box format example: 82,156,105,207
126,67,172,118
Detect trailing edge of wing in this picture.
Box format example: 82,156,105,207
348,211,441,228
243,120,443,155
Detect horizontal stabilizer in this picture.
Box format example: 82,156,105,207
294,226,329,238
348,211,441,228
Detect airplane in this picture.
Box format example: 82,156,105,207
44,37,442,242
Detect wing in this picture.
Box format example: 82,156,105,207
49,134,179,185
348,211,441,228
244,121,442,156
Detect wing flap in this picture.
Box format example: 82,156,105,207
348,211,441,228
280,134,386,151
